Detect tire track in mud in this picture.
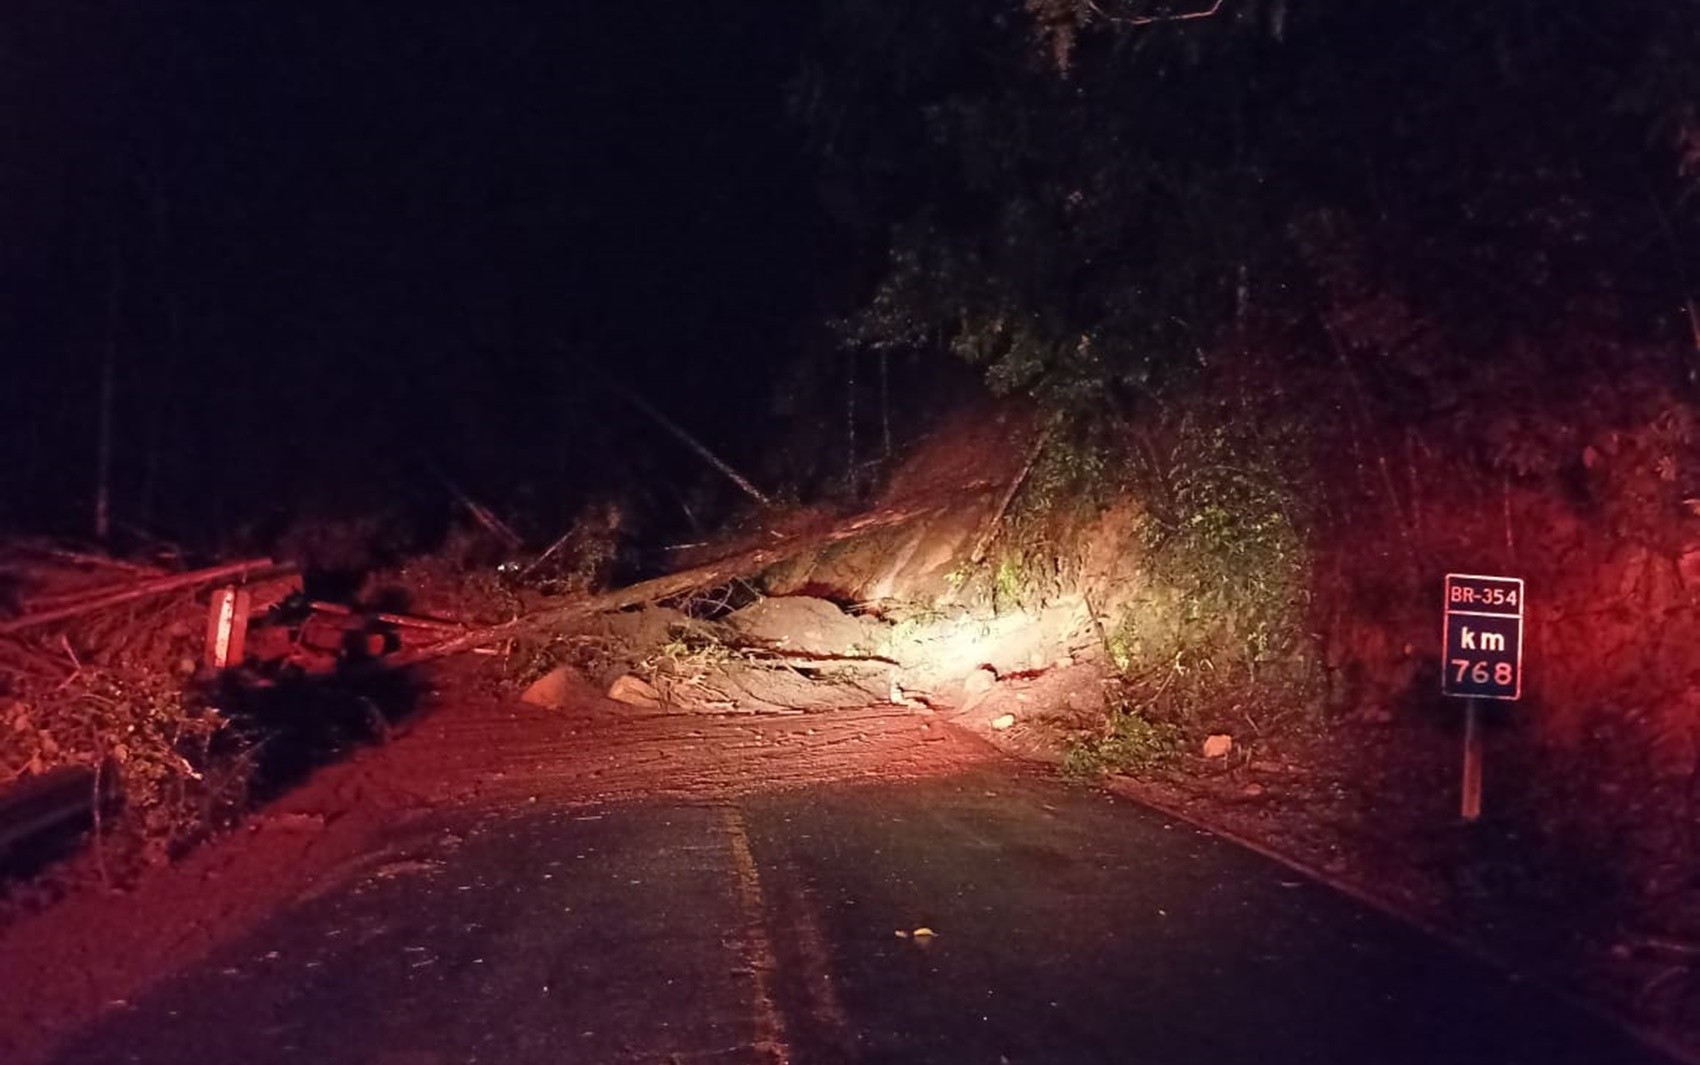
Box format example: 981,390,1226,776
405,701,996,811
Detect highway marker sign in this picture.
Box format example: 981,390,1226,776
1442,573,1524,700
1441,573,1524,822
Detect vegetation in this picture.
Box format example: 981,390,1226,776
3,664,242,873
1130,379,1314,693
1062,704,1182,778
802,0,1700,736
803,0,1699,424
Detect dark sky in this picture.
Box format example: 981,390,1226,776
0,3,829,541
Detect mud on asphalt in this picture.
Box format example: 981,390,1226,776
0,661,999,1065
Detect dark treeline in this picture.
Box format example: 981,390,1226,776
0,3,827,546
2,1,1696,549
805,0,1700,426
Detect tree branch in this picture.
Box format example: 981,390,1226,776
1085,0,1226,28
0,559,290,636
585,364,773,508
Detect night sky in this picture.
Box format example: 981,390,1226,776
0,3,830,542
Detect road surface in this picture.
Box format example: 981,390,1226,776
49,764,1671,1065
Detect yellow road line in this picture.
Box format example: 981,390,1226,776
721,805,791,1065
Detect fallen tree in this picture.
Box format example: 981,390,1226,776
394,505,943,666
0,558,291,637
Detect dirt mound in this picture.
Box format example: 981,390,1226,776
726,596,882,654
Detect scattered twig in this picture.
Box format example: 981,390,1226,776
1085,0,1226,28
15,546,166,578
1630,935,1700,959
89,730,110,890
741,647,901,668
1143,660,1182,708
443,480,522,549
1080,589,1116,666
1637,964,1688,1013
1323,323,1412,551
1502,471,1516,557
0,638,76,679
53,635,86,693
519,527,577,578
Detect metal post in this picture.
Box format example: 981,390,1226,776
1461,697,1483,822
204,585,251,670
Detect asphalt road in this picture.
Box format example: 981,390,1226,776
52,766,1673,1065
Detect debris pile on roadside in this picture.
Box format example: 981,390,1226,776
0,546,293,883
516,591,1106,735
0,535,486,893
0,409,1060,903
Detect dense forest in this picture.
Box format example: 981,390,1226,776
808,0,1697,414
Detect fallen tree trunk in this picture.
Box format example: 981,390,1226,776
0,558,292,636
394,505,942,666
589,368,773,508
13,546,167,578
969,427,1051,565
307,600,466,632
443,480,522,549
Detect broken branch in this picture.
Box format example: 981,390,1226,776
14,546,166,577
443,480,522,549
394,504,942,666
970,427,1052,565
587,366,773,507
0,558,292,636
1085,0,1226,27
306,601,466,633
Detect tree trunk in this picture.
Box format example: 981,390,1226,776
592,369,772,507
846,350,857,493
94,252,121,542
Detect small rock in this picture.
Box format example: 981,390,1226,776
990,714,1016,731
1202,734,1233,759
522,664,582,708
1239,783,1266,800
1359,705,1394,725
269,812,326,832
1679,547,1700,589
963,667,998,697
607,674,663,708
